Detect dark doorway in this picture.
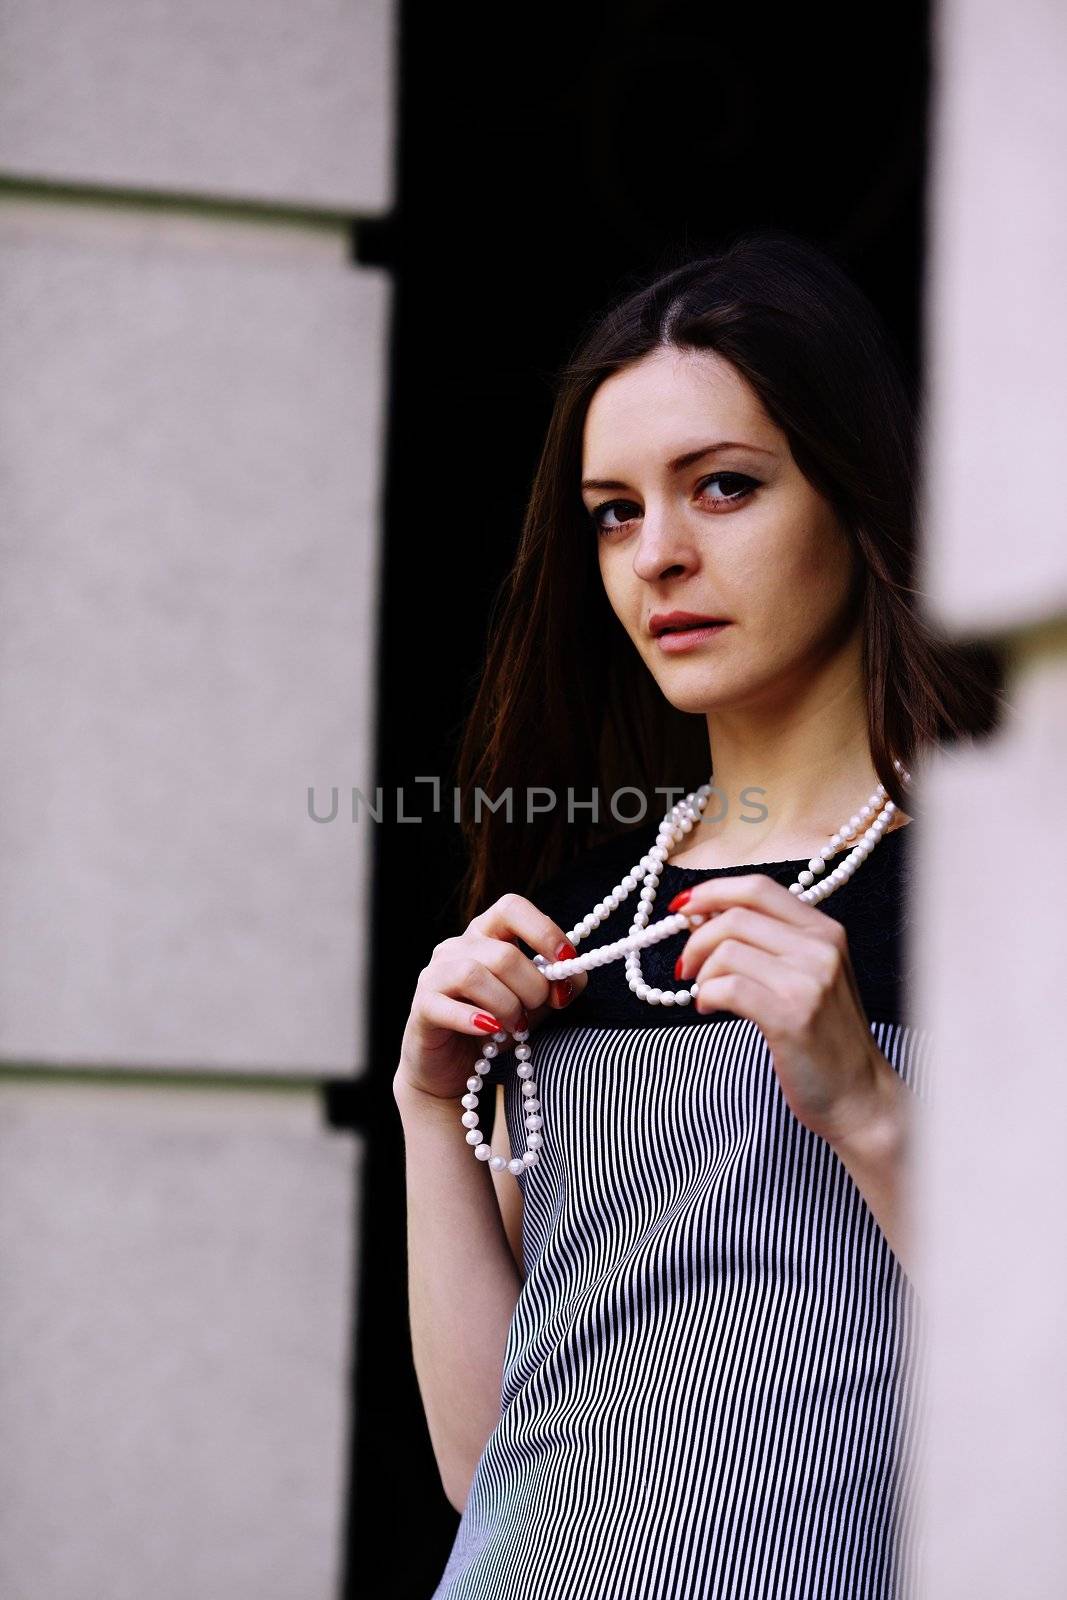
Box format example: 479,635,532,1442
339,5,930,1594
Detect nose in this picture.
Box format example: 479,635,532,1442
630,506,698,584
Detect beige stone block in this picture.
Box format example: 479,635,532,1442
0,1078,361,1600
0,233,387,1075
0,0,396,213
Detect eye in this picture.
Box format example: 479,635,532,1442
587,472,759,535
701,471,758,505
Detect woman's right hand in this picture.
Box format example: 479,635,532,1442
394,893,588,1104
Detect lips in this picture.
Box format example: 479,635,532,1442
649,611,730,637
652,618,732,655
658,620,719,634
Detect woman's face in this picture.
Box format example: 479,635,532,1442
580,346,859,717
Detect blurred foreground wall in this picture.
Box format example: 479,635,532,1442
917,0,1067,1594
0,5,395,1597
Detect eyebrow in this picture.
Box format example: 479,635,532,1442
580,440,776,493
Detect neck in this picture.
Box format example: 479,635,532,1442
673,669,909,869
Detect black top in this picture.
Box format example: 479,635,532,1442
526,816,915,1030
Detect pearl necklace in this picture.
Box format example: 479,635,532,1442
459,760,912,1180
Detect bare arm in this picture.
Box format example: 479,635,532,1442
392,891,585,1513
394,1072,523,1513
825,1047,917,1275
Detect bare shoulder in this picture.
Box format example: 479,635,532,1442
490,1081,525,1277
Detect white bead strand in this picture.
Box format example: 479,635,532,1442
462,760,912,1178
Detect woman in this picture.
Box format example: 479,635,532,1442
393,230,1004,1599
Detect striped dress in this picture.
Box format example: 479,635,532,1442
432,819,932,1600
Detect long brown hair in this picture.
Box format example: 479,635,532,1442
454,228,1007,924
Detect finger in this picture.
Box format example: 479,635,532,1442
562,967,589,1001
472,893,589,1011
561,963,589,996
693,962,791,1028
470,892,581,969
692,942,817,1031
668,871,825,932
413,985,521,1044
543,936,589,1010
432,956,530,1035
461,932,557,1016
677,903,825,982
476,896,591,1004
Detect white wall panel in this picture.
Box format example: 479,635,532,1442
922,0,1067,633
913,650,1067,1596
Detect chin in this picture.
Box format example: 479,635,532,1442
651,674,735,716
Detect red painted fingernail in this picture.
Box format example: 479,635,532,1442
472,1012,501,1033
674,955,684,980
668,890,692,912
550,940,577,1007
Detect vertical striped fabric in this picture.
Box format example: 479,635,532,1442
432,1013,933,1599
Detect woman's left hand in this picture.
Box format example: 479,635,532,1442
669,874,883,1146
